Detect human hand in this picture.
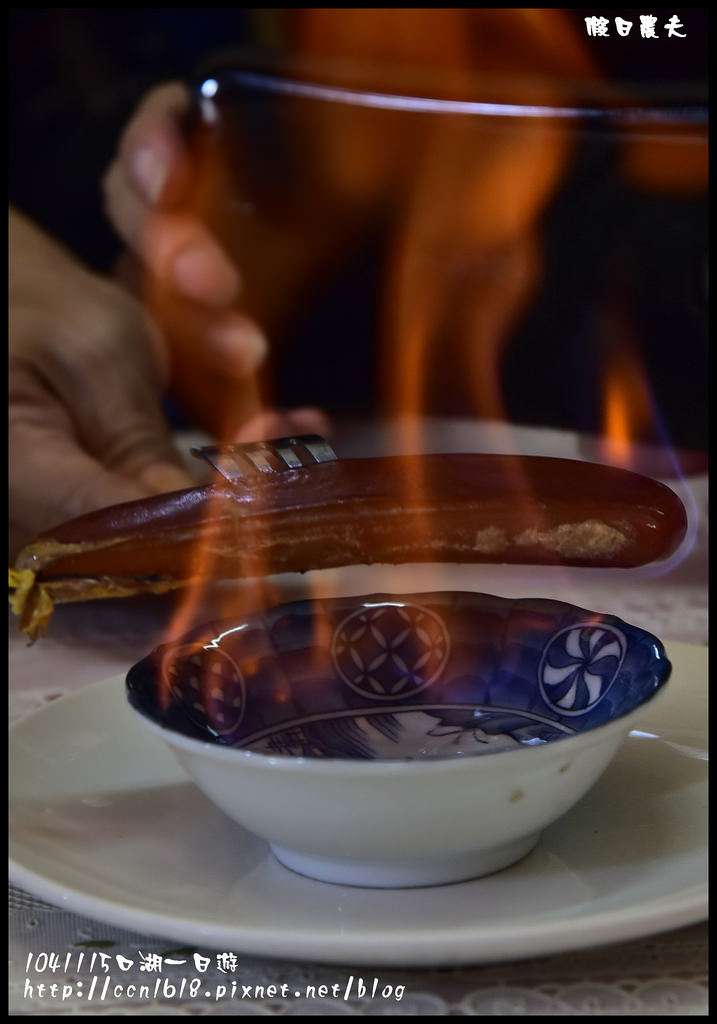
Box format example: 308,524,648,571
102,81,328,440
103,82,244,310
9,208,196,558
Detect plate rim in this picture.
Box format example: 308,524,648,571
9,642,708,967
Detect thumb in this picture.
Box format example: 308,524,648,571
83,391,195,497
28,292,196,496
9,418,194,560
9,365,195,556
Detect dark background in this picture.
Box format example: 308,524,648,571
9,9,708,450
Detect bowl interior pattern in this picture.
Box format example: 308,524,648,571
126,593,670,761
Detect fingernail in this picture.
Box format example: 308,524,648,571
207,321,268,374
132,146,168,203
172,246,239,307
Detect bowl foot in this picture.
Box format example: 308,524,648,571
269,834,539,888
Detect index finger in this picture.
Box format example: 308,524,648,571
118,82,194,207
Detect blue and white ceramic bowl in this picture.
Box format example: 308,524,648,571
127,592,671,887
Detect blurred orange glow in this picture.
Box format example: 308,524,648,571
156,8,607,440
622,124,708,195
146,8,703,657
292,9,602,441
146,9,606,655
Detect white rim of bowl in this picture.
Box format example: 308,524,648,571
128,686,667,775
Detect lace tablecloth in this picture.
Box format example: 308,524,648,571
9,423,708,1015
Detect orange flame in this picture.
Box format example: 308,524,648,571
600,339,657,470
148,10,626,671
364,12,593,464
603,383,633,466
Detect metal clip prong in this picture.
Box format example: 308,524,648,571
191,434,337,484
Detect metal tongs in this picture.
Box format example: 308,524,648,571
191,434,338,484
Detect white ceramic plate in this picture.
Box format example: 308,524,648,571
9,642,707,967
